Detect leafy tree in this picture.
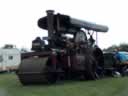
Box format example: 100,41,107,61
119,43,128,51
2,44,16,49
103,45,118,52
104,43,128,52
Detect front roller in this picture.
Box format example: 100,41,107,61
16,56,56,85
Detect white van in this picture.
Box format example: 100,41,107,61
0,48,21,72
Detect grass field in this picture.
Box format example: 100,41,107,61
0,73,128,96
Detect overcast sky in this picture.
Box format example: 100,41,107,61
0,0,128,49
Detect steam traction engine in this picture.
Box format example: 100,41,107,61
16,10,109,85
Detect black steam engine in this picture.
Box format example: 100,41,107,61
16,10,109,85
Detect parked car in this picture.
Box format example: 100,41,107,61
103,51,128,76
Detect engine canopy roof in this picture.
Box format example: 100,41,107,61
38,12,109,32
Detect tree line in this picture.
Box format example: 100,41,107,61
103,43,128,52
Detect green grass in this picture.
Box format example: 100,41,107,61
0,73,128,96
